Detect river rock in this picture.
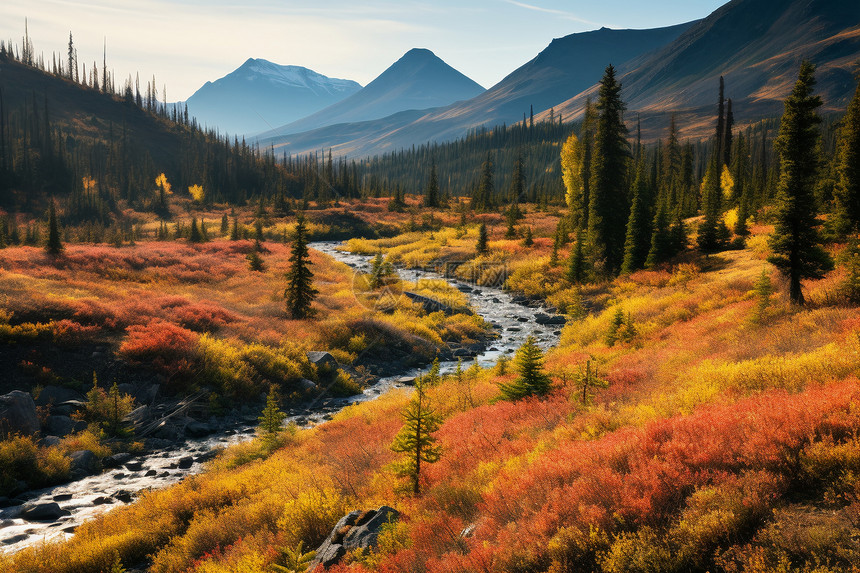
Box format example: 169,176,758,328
0,390,39,438
403,291,471,316
307,351,338,370
103,452,132,469
69,450,99,479
52,494,73,502
124,461,144,471
310,506,400,571
113,491,134,503
298,378,317,392
185,420,215,437
177,456,194,469
41,435,61,447
92,496,113,505
34,386,83,409
535,313,566,325
19,502,70,521
44,415,74,437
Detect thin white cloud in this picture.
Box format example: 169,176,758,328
504,0,598,26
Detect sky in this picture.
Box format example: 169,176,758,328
2,0,727,101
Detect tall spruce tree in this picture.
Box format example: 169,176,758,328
45,199,62,255
423,160,439,208
284,214,318,318
390,376,442,495
587,65,630,276
832,78,860,235
768,61,833,305
498,336,552,401
476,222,488,255
621,162,652,274
509,153,525,202
471,154,495,211
698,154,725,253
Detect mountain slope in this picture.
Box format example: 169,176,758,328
184,59,361,136
262,48,485,138
258,24,694,157
540,0,860,138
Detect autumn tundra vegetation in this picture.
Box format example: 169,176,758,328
2,26,860,573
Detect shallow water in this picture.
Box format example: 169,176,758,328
0,241,563,553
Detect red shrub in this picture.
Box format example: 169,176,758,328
119,319,199,380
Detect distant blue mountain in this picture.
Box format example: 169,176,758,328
259,48,485,138
184,59,361,136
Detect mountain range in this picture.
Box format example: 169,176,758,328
184,58,361,136
538,0,860,139
246,0,860,157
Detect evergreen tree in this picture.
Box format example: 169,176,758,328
423,161,439,208
258,387,285,442
247,249,266,272
220,213,229,236
621,164,652,273
698,155,727,253
521,226,533,247
509,153,525,202
369,251,395,289
284,214,318,318
768,61,833,305
390,376,442,495
831,78,860,235
45,199,62,255
587,65,630,276
471,154,495,211
751,267,773,323
567,234,585,283
498,336,552,401
476,222,488,255
645,206,671,268
189,217,203,243
230,216,240,241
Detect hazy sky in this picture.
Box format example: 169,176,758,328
3,0,726,100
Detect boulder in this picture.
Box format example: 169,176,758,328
307,351,338,370
185,420,215,437
19,502,70,521
0,390,39,438
69,450,99,478
34,386,83,409
403,291,472,316
310,506,399,571
177,456,194,469
534,313,566,326
44,415,74,437
394,376,416,386
103,452,132,469
298,378,317,392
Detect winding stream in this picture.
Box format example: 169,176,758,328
0,241,563,553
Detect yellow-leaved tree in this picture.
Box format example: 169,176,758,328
561,132,585,227
155,173,172,210
188,184,205,203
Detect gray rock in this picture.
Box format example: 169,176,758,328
124,461,144,471
69,450,99,478
298,378,317,391
307,351,338,370
44,415,73,437
185,420,214,437
92,496,113,505
343,505,399,550
177,456,194,469
395,376,416,386
41,435,61,447
535,313,566,325
0,390,39,438
19,502,70,521
103,452,132,469
52,494,72,502
310,506,399,571
404,291,471,316
34,386,83,408
3,533,29,544
113,491,133,503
